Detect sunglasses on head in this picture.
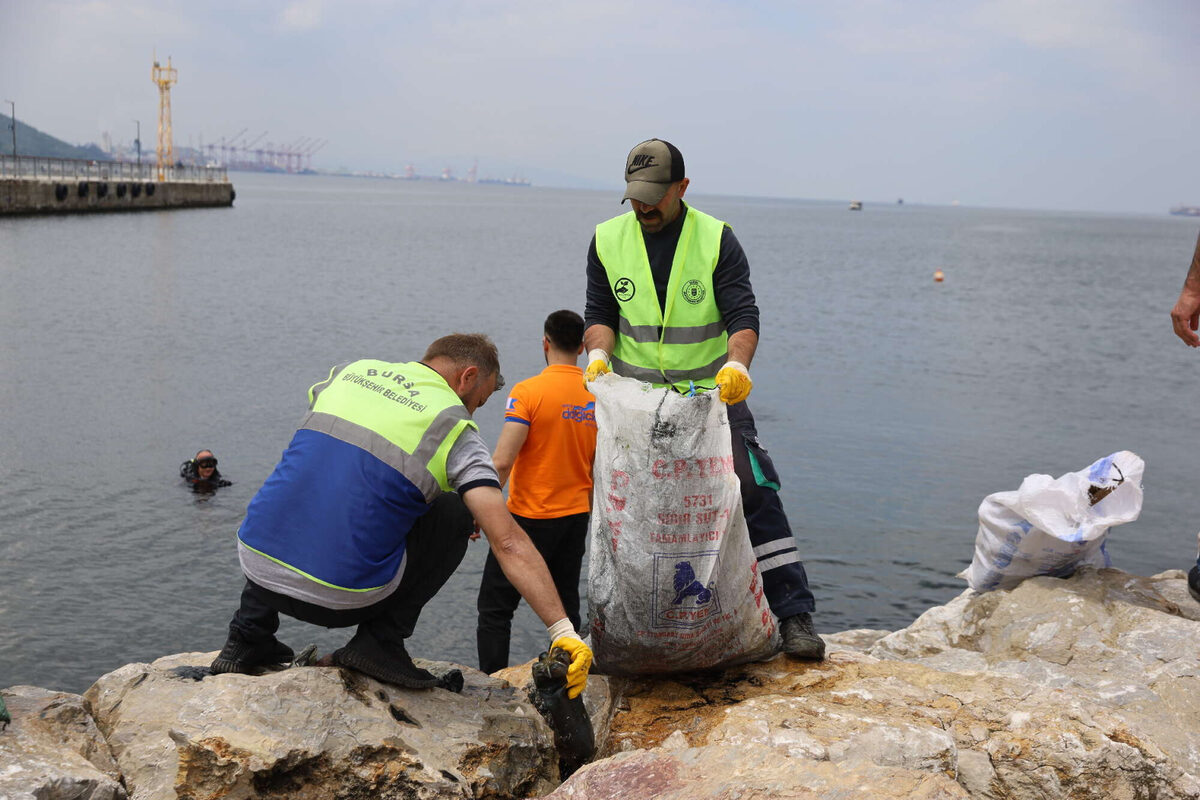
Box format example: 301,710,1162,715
197,458,217,469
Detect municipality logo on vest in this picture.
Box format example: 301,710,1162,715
682,279,706,304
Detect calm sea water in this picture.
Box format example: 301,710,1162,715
2,173,1197,694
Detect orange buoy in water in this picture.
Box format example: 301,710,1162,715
933,269,945,283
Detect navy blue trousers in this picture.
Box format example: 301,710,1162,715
728,401,816,618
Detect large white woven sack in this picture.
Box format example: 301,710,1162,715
960,450,1144,592
586,374,780,674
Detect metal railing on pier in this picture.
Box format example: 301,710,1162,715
0,155,228,183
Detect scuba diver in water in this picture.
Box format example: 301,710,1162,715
180,449,232,492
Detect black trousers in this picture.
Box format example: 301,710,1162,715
727,401,816,619
228,492,474,649
475,511,588,674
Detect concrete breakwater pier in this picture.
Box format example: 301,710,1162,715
1,155,234,215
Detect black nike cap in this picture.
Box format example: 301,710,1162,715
622,138,685,205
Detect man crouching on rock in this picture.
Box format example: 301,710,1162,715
211,333,592,695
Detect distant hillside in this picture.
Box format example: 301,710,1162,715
0,114,107,160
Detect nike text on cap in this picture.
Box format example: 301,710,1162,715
622,138,685,205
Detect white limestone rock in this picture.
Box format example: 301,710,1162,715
553,567,1200,799
0,685,125,800
83,652,559,800
870,566,1200,778
5,566,1198,799
544,743,971,799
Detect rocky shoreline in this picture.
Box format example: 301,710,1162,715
3,566,1198,800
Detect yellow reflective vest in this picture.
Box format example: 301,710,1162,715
238,359,476,597
595,207,728,391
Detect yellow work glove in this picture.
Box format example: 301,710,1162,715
715,360,752,405
547,618,592,699
584,348,611,385
551,635,593,699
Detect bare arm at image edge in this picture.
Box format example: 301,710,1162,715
1170,231,1200,347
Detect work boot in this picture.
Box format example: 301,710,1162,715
1188,565,1200,604
210,635,294,675
779,613,826,661
331,630,438,689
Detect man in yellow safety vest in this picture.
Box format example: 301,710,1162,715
583,139,824,660
211,333,593,693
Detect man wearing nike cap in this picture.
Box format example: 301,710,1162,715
583,138,824,660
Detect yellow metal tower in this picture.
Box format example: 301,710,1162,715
151,55,178,181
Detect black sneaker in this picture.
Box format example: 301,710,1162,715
780,612,826,661
210,635,294,675
331,631,438,689
1188,565,1200,604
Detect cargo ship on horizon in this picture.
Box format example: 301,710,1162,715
1169,204,1200,217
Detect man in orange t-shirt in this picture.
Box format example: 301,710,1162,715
476,310,597,673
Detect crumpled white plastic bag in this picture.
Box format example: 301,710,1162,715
960,451,1144,592
586,374,780,674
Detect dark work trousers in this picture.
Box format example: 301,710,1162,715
475,511,589,674
727,400,816,619
228,492,474,650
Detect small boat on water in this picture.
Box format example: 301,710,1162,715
849,200,862,211
1170,205,1200,217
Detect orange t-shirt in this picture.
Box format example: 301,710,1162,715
504,364,597,519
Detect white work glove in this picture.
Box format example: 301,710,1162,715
547,617,593,699
715,360,752,404
584,348,611,384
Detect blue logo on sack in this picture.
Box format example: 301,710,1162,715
652,551,722,628
672,561,713,605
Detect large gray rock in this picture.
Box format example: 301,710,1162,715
543,743,970,799
5,567,1198,799
870,567,1200,780
550,567,1200,800
0,685,126,800
83,652,561,800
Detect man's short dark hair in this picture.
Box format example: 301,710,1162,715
424,333,503,388
544,309,584,352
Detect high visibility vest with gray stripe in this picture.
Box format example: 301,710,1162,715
596,208,728,391
237,359,475,598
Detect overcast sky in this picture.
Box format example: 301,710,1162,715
2,0,1197,213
